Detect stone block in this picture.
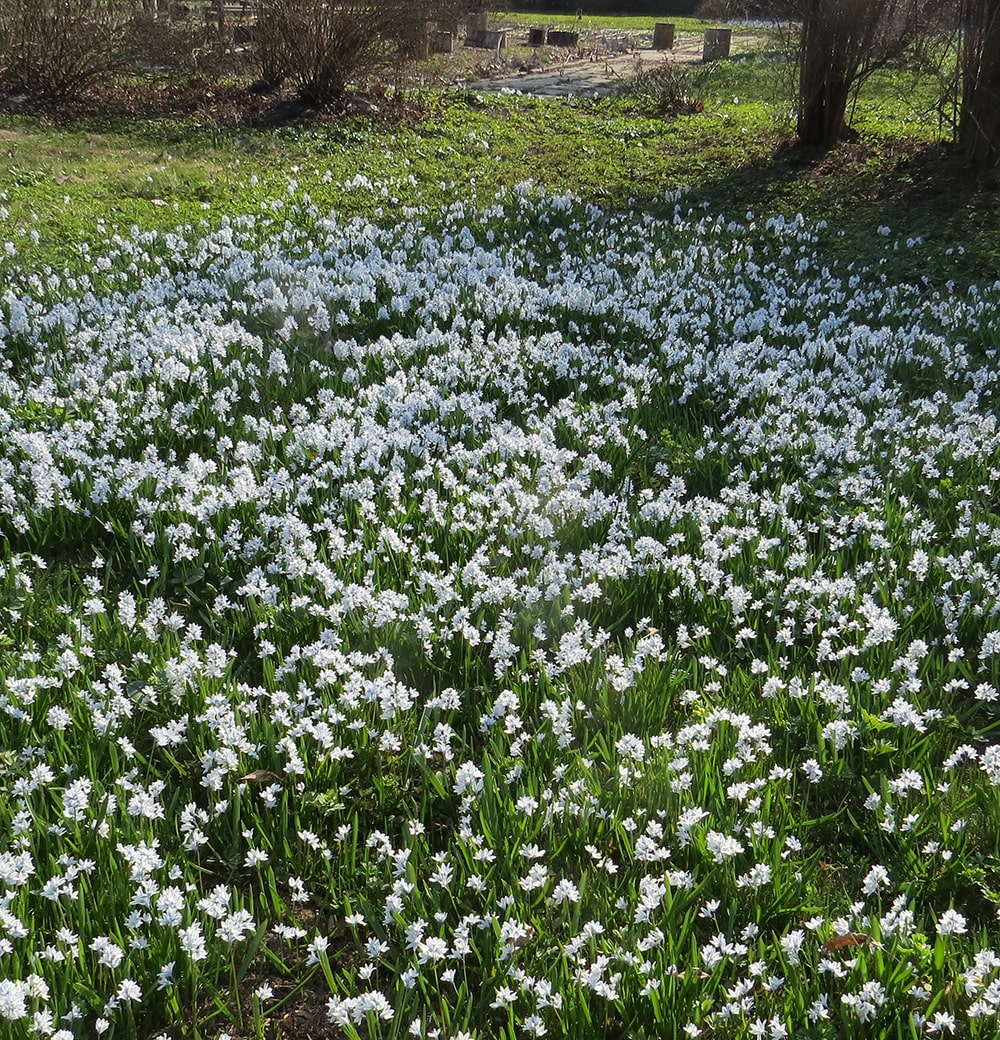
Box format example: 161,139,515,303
653,22,675,50
703,27,732,62
546,30,579,48
431,30,454,54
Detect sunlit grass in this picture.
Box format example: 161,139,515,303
497,11,704,31
0,34,990,285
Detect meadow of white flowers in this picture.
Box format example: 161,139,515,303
0,181,999,1039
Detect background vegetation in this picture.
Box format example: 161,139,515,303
0,14,996,286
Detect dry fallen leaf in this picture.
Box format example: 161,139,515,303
240,770,282,783
822,932,878,952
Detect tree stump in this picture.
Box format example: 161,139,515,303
652,22,675,50
528,26,546,48
703,28,732,62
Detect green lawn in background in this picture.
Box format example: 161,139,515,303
0,66,992,288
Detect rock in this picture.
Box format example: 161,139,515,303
348,95,380,116
261,99,316,125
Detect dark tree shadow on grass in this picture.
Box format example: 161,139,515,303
644,134,1000,289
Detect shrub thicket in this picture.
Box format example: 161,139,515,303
795,0,912,147
0,0,136,100
959,0,1000,171
254,0,464,103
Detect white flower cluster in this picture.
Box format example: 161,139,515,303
0,183,998,1037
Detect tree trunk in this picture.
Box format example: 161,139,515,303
798,68,852,146
797,1,851,146
961,0,1000,171
796,0,895,149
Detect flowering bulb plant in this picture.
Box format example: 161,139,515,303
0,180,998,1039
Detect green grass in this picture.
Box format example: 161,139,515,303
1,81,992,289
2,185,1000,1037
497,10,724,32
0,19,990,285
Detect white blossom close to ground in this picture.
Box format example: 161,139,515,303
0,182,998,1039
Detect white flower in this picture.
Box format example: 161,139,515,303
156,963,175,990
705,830,744,863
217,909,256,944
808,995,829,1021
615,733,646,761
801,759,823,783
179,922,207,962
551,879,580,905
417,937,448,963
491,986,517,1008
306,935,329,964
197,884,231,920
519,864,549,892
117,979,142,1002
0,980,28,1021
62,778,92,821
89,936,125,969
737,863,772,888
861,864,890,897
936,909,968,936
453,762,485,796
926,1011,957,1034
780,929,805,965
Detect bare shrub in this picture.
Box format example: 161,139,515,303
882,2,963,140
119,10,222,76
0,0,137,100
625,61,710,118
908,0,1000,171
254,0,459,103
959,0,1000,171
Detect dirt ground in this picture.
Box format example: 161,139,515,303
432,25,738,97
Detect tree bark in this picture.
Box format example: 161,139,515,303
961,1,1000,171
796,0,896,149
